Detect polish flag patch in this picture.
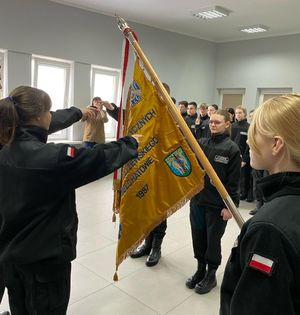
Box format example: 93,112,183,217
248,253,275,276
67,146,75,158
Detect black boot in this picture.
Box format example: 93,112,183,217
146,237,163,267
185,262,206,289
131,235,152,258
249,208,258,215
195,269,217,294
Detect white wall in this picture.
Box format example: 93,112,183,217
0,0,217,105
3,0,300,122
215,34,300,109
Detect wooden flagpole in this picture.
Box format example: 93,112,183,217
116,15,244,229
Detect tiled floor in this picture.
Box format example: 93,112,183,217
1,175,253,314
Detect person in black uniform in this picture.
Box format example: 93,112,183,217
195,103,209,140
184,102,198,137
0,103,95,314
196,104,218,139
231,105,253,201
220,94,300,315
105,100,166,266
0,86,139,315
178,100,188,118
186,109,240,294
103,83,171,267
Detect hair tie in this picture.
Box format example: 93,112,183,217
7,96,17,105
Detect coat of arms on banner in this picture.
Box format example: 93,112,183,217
130,80,142,106
164,147,192,177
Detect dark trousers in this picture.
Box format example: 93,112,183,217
241,163,252,198
0,264,5,304
83,141,97,148
252,169,268,209
3,262,71,315
149,220,167,240
190,199,227,269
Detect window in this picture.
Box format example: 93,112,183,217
218,89,245,109
0,50,5,99
32,56,71,140
91,66,120,139
257,88,293,104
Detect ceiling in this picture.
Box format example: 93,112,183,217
50,0,300,42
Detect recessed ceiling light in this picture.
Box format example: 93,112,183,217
192,6,231,20
240,25,269,33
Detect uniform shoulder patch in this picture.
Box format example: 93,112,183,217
214,155,229,164
248,253,275,276
67,146,75,158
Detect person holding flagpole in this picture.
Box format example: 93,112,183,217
186,109,240,294
220,94,300,315
104,82,172,267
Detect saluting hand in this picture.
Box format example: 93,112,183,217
101,101,115,111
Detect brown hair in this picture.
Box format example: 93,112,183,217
235,105,247,116
216,109,232,123
92,96,101,104
0,86,51,145
162,82,170,95
178,101,188,108
214,109,232,134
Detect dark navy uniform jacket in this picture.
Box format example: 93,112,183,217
0,125,138,264
184,113,198,137
194,133,241,209
220,172,300,315
231,119,249,163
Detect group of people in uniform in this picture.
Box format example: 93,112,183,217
0,85,300,315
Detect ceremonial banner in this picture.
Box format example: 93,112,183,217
114,60,204,274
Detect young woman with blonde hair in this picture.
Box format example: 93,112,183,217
220,94,300,315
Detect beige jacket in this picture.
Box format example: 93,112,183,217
82,110,108,144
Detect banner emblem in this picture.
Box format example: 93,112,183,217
164,147,191,177
130,80,142,106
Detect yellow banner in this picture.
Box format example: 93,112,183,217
115,61,204,271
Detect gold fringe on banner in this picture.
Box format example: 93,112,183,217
114,179,204,271
112,179,121,222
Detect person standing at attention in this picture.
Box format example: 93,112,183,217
184,102,198,137
82,96,108,148
220,94,300,315
186,109,240,294
104,82,172,267
231,105,253,202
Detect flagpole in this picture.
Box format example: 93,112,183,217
116,15,244,229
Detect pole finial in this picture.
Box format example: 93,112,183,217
116,14,129,33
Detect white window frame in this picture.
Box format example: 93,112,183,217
32,55,72,140
0,49,6,98
257,88,293,105
218,88,246,108
91,65,121,139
